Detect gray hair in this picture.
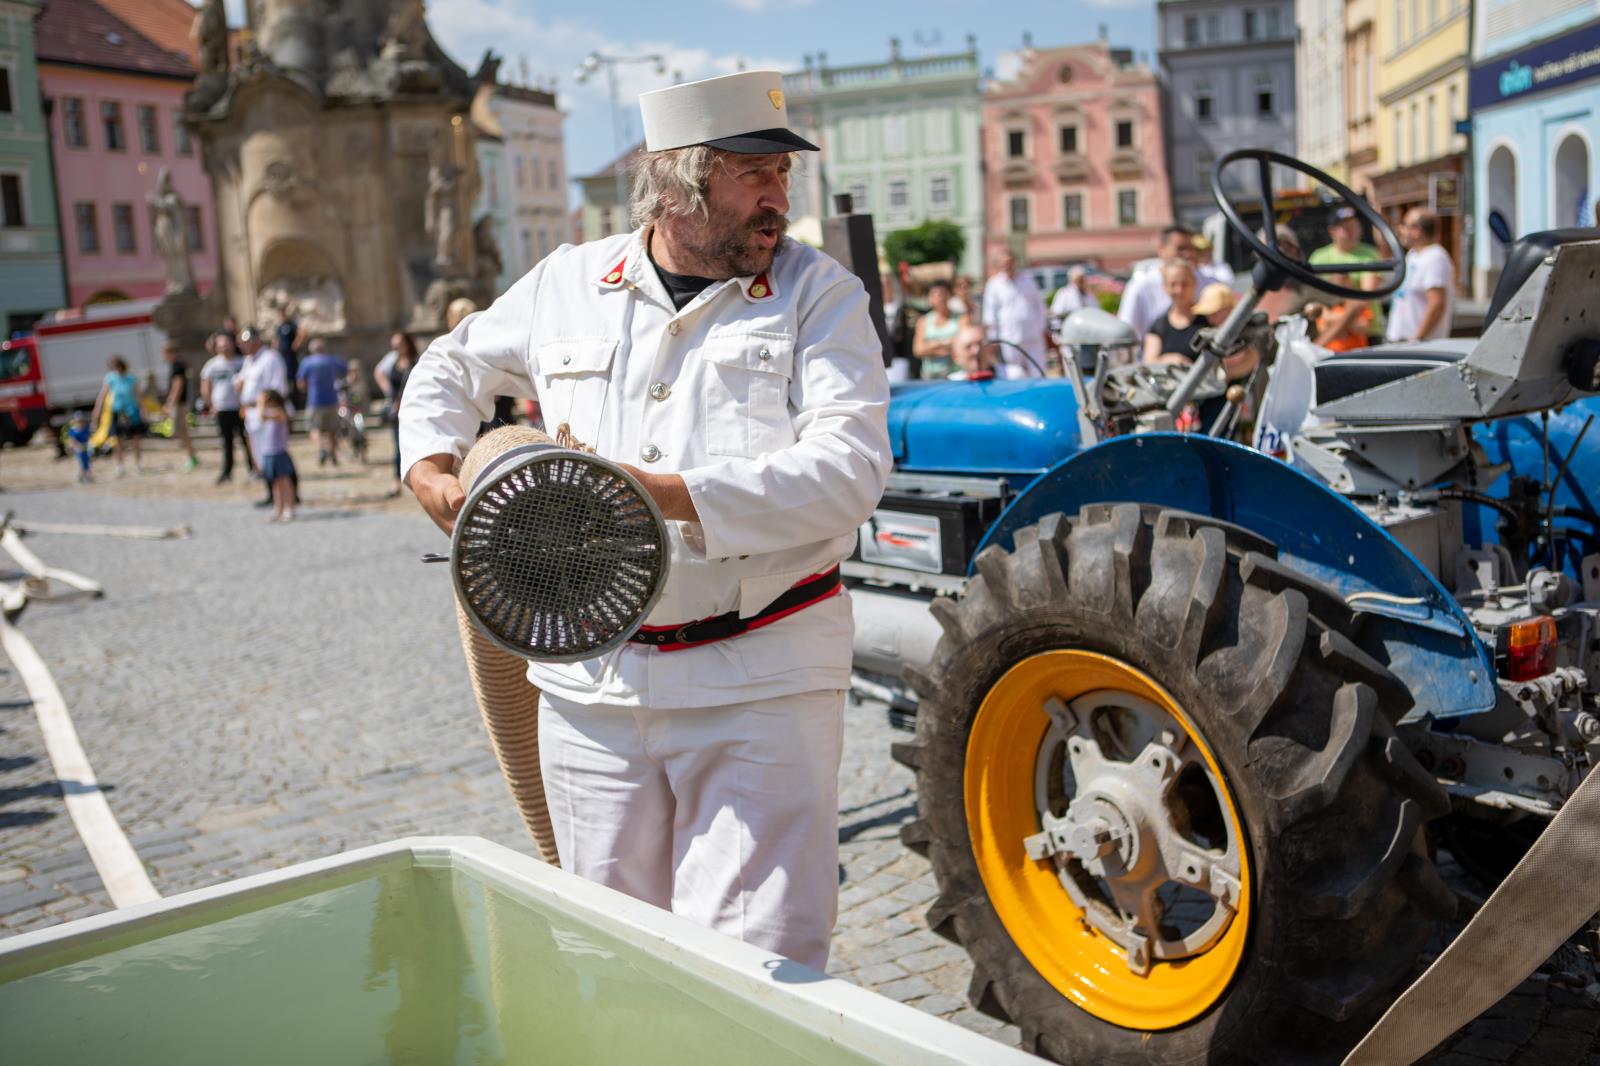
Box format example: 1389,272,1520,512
628,146,720,229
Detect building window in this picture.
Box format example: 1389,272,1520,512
137,104,159,153
923,110,952,154
75,202,99,253
515,156,524,187
1,174,23,227
842,117,869,160
521,229,533,267
1244,9,1257,39
1062,193,1083,229
888,179,909,211
1116,120,1134,149
1266,7,1282,36
1256,74,1274,116
1118,189,1138,226
0,67,12,114
1394,2,1403,44
174,112,192,156
112,202,136,253
1196,90,1214,121
846,181,869,212
1426,95,1437,159
1409,102,1420,165
63,97,87,148
184,205,203,251
884,114,908,157
1006,129,1026,159
1205,13,1220,41
1009,196,1029,233
1183,15,1199,44
929,174,951,210
1196,150,1216,188
548,159,559,188
1059,125,1078,154
1393,116,1403,163
102,102,125,151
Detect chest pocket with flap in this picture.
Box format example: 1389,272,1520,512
535,337,617,447
701,332,796,457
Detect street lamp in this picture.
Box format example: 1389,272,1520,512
574,51,669,234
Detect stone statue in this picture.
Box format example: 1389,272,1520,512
194,0,229,76
426,161,461,273
381,0,428,61
149,169,196,295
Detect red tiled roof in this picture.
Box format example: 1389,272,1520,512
36,0,196,79
94,0,202,64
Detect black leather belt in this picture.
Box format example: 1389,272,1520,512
628,567,842,651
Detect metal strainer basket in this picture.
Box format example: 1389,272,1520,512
450,442,670,663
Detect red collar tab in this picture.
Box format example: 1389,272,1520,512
741,272,778,301
598,257,627,288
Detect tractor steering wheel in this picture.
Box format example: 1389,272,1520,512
1210,149,1405,301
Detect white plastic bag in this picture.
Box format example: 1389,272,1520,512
1253,316,1330,462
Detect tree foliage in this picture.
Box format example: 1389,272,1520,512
882,219,966,267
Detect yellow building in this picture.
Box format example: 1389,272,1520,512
1344,0,1380,196
1371,0,1471,281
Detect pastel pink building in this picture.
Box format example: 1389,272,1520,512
36,0,217,308
983,41,1174,274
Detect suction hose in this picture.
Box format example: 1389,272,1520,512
453,425,559,865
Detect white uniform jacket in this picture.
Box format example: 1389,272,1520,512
401,228,893,709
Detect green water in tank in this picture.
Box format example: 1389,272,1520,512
0,865,874,1066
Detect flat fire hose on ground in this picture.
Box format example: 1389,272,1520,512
1343,765,1600,1064
448,425,672,868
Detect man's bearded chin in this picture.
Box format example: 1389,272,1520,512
685,211,789,278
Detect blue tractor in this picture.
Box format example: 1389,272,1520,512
848,150,1600,1063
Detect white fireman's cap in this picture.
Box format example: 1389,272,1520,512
639,70,819,154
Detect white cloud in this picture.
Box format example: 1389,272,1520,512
718,0,815,10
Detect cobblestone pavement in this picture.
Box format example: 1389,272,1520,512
0,441,1596,1062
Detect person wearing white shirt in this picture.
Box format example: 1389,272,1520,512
1049,266,1092,321
981,249,1050,378
236,327,293,507
1385,209,1456,343
402,71,891,974
1117,225,1200,336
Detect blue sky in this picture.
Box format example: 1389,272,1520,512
226,1,1159,202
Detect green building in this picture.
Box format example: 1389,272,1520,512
0,0,66,336
784,40,985,278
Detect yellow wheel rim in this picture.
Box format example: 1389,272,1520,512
964,650,1252,1031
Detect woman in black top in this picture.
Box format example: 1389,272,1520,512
1142,260,1202,367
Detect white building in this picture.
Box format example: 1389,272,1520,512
473,81,567,295
1296,0,1348,177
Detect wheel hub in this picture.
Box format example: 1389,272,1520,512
1024,689,1243,974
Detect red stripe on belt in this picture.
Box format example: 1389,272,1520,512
629,567,842,652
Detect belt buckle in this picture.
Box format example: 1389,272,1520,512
672,624,697,646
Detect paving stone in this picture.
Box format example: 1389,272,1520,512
875,975,937,1003
850,961,909,986
910,993,966,1017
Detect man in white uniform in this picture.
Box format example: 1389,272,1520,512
980,249,1049,378
401,71,892,972
235,327,292,508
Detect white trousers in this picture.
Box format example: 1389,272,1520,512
537,688,845,972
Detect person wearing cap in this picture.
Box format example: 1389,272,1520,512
1307,206,1386,349
400,71,891,973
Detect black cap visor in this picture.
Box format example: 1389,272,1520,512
702,127,819,154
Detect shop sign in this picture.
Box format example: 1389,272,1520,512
1431,175,1462,215
1470,19,1600,109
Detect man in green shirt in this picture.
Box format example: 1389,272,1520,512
1307,206,1386,350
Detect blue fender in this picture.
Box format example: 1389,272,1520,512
973,433,1497,721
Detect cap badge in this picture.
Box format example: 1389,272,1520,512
768,89,784,110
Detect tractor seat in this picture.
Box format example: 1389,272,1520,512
1313,340,1474,405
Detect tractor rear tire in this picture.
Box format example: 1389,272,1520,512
894,504,1453,1065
